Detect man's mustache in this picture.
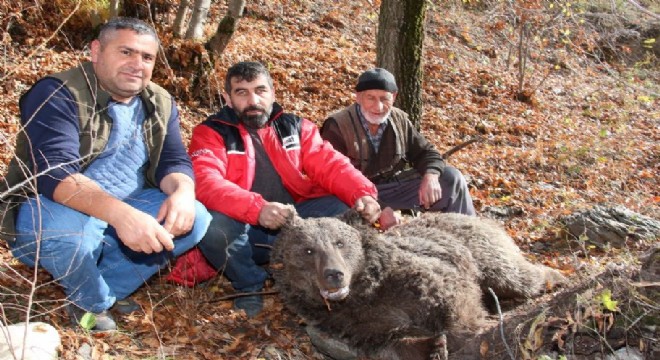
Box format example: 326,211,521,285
244,106,266,113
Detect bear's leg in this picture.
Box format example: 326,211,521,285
445,276,488,330
377,333,448,360
479,254,566,301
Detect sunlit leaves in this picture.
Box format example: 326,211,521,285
79,312,97,331
642,38,655,49
597,288,619,312
0,0,657,358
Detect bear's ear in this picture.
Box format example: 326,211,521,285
337,208,367,227
282,206,302,229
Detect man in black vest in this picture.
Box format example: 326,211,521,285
1,17,211,331
322,68,476,228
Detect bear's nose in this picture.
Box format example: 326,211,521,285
324,269,345,286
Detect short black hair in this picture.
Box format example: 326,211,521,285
98,17,158,45
224,61,273,94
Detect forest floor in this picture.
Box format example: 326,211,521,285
0,0,658,359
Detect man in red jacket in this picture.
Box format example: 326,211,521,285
189,61,381,317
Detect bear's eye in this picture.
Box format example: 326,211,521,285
336,241,344,248
305,248,314,255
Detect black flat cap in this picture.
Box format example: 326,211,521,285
355,68,398,93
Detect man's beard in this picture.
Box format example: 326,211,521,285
363,109,391,125
238,106,271,129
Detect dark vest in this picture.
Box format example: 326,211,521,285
0,62,172,242
327,104,411,182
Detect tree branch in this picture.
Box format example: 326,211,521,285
0,0,81,82
442,136,483,159
626,0,660,20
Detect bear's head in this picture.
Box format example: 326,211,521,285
272,214,366,303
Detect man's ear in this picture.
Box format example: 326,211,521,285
391,91,398,102
222,92,232,108
90,39,101,63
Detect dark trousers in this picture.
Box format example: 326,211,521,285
377,166,476,215
198,195,349,291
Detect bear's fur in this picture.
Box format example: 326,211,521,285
386,213,567,301
271,211,565,359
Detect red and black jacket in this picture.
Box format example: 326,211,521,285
189,103,377,225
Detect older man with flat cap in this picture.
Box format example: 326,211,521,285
321,68,475,228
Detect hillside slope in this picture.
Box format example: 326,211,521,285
0,0,658,359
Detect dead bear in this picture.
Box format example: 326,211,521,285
270,211,565,359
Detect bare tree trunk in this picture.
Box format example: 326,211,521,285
206,0,246,57
173,0,191,38
109,0,121,18
185,0,212,40
376,0,427,129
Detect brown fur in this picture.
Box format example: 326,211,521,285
391,213,566,300
270,211,564,359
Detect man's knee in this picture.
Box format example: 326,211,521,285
436,166,476,216
15,197,104,258
188,201,212,239
198,211,246,266
317,199,349,218
440,166,468,188
297,196,349,218
169,201,211,258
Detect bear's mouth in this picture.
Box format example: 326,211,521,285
320,286,350,301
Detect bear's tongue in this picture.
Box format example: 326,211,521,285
320,286,350,301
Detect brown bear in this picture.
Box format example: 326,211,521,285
389,213,567,301
270,211,565,359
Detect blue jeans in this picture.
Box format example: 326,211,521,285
199,195,349,291
10,188,211,313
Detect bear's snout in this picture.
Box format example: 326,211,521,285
315,245,352,301
324,268,345,287
320,267,350,300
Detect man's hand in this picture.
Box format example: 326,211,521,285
156,188,196,237
53,173,176,254
419,173,441,210
158,173,197,237
114,207,175,253
258,202,295,230
354,196,381,224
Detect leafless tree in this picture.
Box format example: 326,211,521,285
206,0,246,57
109,0,121,18
173,0,191,37
185,0,212,40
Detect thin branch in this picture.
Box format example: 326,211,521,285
0,78,96,200
206,290,279,303
626,0,660,20
488,287,515,360
442,136,483,159
0,0,81,82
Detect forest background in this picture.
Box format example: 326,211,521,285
0,0,658,359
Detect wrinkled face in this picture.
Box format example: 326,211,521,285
355,89,396,125
91,29,159,103
224,74,275,129
273,217,365,303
